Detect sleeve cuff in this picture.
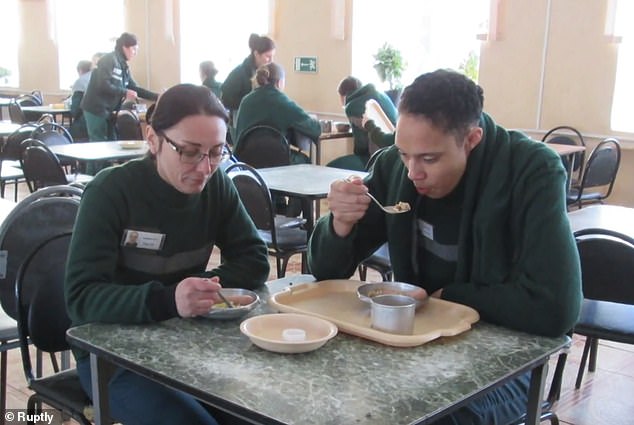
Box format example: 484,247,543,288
147,283,179,321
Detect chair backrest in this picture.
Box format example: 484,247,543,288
20,139,69,192
0,185,82,320
225,162,275,234
31,122,73,146
574,229,634,305
542,125,586,175
7,101,27,124
16,232,73,382
115,109,143,140
16,93,42,107
234,125,291,168
577,138,621,200
2,123,38,161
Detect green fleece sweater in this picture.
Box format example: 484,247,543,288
221,56,256,112
65,157,270,358
344,84,398,160
309,114,582,337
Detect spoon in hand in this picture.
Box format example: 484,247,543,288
365,193,411,214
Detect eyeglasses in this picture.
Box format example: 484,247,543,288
161,133,230,165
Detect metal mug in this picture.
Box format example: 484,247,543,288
370,294,416,335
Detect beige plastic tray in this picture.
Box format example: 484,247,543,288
268,280,480,347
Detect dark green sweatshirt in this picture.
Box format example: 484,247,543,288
309,113,582,337
65,157,270,358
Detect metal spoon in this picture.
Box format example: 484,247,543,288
366,193,411,214
217,290,234,309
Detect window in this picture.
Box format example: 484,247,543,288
179,0,270,85
0,0,20,87
351,0,490,90
610,0,634,132
53,0,124,90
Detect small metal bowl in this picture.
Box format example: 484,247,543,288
203,288,260,320
357,282,426,308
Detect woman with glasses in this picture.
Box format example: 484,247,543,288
65,83,270,425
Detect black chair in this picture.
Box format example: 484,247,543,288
30,122,77,172
0,185,83,320
15,94,43,123
542,126,586,186
0,308,20,423
0,123,34,201
566,138,620,209
15,232,92,425
7,100,27,124
234,125,291,168
572,228,634,389
357,147,394,281
225,162,307,278
19,139,92,193
115,109,143,140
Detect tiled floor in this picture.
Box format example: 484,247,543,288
3,182,634,424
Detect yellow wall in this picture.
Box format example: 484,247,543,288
8,0,634,204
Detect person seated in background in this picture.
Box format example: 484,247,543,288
68,59,94,141
327,76,398,171
65,83,270,425
233,62,321,165
200,60,222,98
308,69,582,425
221,33,276,124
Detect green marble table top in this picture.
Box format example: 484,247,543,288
67,276,569,425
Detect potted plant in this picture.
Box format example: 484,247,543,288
373,43,406,105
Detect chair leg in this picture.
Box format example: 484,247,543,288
547,352,568,404
1,350,7,424
276,256,284,278
358,265,367,281
575,337,592,389
588,338,599,372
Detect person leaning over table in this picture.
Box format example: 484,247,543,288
65,83,270,425
221,33,276,125
81,32,159,142
327,76,398,171
233,62,321,165
308,69,582,425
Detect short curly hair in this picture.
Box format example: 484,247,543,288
399,69,484,137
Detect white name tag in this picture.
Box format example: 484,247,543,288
122,229,165,251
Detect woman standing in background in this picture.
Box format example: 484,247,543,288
221,33,276,124
81,32,158,141
199,61,222,98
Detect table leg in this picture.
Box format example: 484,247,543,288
525,361,548,425
90,353,116,425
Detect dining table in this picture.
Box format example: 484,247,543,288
48,141,148,165
257,164,367,234
567,204,634,239
545,143,586,191
66,274,569,425
20,104,72,125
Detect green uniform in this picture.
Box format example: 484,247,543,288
234,85,321,164
344,84,397,161
65,157,270,360
221,56,256,113
309,113,581,338
202,77,222,99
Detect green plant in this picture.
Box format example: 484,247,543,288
373,43,406,91
458,51,479,82
0,67,11,79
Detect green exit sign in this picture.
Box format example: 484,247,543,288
294,56,318,73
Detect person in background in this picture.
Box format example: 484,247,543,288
234,62,320,165
327,76,398,171
200,60,222,98
221,33,276,124
66,83,270,425
308,69,582,425
68,59,93,141
81,32,158,142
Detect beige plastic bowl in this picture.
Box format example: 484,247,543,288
240,313,337,354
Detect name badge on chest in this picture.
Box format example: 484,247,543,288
122,229,165,251
419,220,434,240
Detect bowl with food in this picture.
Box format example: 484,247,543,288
240,313,338,354
334,122,351,133
203,288,260,320
117,140,146,150
357,282,427,308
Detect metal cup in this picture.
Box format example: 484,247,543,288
371,294,416,335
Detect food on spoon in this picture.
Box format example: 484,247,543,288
393,201,411,212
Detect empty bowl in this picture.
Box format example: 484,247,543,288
240,313,338,353
357,282,426,308
335,122,351,133
203,288,260,320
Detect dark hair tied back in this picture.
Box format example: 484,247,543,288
248,33,275,54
